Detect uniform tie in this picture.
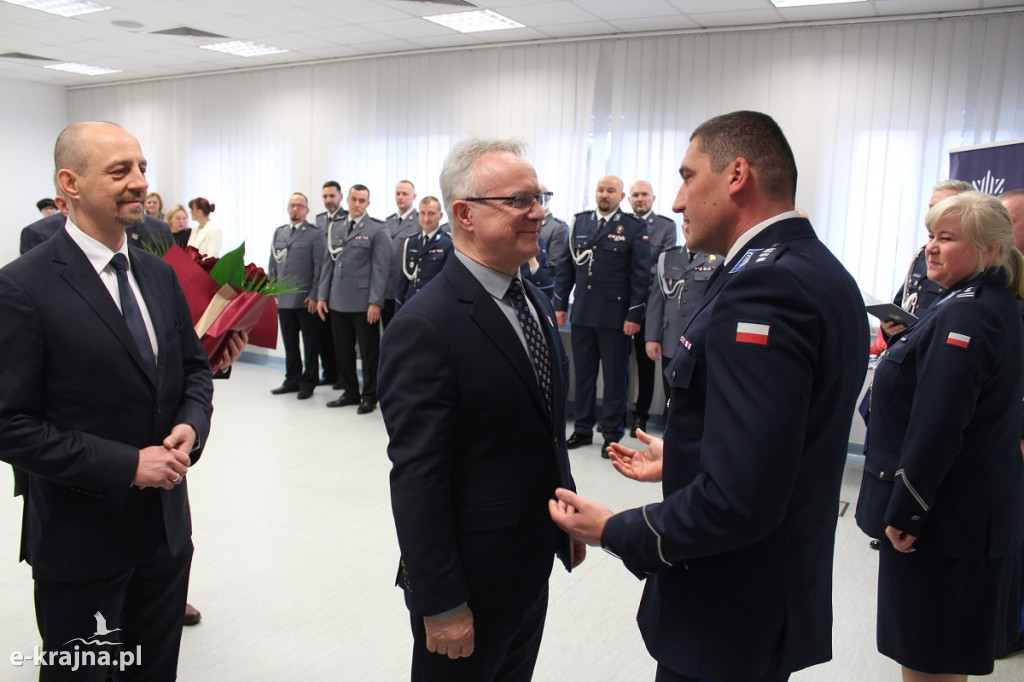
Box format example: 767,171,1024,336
507,279,552,417
598,217,607,232
109,253,156,370
348,219,356,236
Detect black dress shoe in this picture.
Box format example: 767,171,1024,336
630,416,647,438
356,399,377,414
331,382,344,390
869,539,880,550
601,440,617,459
566,432,593,449
270,384,299,395
595,424,604,433
297,389,313,400
326,393,360,408
317,377,336,386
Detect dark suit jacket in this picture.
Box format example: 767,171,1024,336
0,227,214,582
602,217,868,680
379,255,575,617
20,214,173,255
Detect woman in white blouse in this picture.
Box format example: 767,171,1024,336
186,197,223,257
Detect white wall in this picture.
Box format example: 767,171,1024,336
0,77,67,267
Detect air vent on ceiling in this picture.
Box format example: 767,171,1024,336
0,52,55,61
151,26,228,38
397,0,477,7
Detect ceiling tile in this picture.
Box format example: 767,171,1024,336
568,0,680,21
500,2,601,25
687,9,785,27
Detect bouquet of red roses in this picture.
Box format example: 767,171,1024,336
159,243,303,371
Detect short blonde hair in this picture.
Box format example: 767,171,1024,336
926,190,1024,298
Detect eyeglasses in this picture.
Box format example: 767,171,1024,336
465,192,553,210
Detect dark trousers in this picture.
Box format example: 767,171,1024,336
655,663,790,682
410,585,548,682
330,310,380,401
317,314,337,383
33,541,193,682
382,298,397,330
571,324,631,441
278,307,319,392
632,319,655,420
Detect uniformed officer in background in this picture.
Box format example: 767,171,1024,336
628,180,677,436
313,180,347,389
396,196,452,309
382,180,420,328
316,184,391,413
554,175,650,455
539,183,569,280
269,192,326,400
645,215,719,421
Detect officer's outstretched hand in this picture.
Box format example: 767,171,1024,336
607,430,664,482
549,488,613,547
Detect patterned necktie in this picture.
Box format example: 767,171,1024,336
109,253,156,370
507,279,553,417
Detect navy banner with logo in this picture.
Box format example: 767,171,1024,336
949,139,1024,194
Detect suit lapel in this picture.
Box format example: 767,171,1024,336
445,258,550,420
52,231,157,386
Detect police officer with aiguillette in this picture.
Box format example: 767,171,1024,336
645,214,720,422
396,196,452,310
554,175,650,457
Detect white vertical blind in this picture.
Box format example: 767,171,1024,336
68,13,1024,311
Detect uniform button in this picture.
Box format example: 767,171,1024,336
671,371,676,380
911,515,921,521
900,337,907,343
879,471,886,479
587,285,592,289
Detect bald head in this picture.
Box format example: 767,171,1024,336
1001,190,1024,252
629,180,655,216
595,175,624,214
54,121,123,176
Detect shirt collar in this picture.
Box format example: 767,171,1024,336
65,218,129,276
454,249,518,300
724,210,801,265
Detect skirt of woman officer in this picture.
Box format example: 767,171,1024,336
876,541,1021,675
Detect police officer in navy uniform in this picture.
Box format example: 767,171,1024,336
890,180,973,323
554,175,650,454
396,196,452,309
316,184,391,414
550,111,868,682
382,180,420,328
313,180,348,389
645,215,719,421
539,183,569,279
628,180,678,436
269,193,326,400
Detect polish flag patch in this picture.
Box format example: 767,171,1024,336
735,322,770,346
945,332,971,349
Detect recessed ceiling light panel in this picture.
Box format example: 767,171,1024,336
44,62,121,75
1,0,110,17
200,40,289,57
771,0,867,7
424,9,524,33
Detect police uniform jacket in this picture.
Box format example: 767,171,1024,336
601,216,868,680
318,215,391,313
384,209,420,300
380,254,576,617
646,247,719,358
267,220,325,310
637,212,678,265
315,209,349,233
395,229,453,307
856,269,1024,558
540,214,568,276
553,210,650,329
521,236,554,300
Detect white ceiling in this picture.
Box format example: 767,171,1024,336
1,0,1021,86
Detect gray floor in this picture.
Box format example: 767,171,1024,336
2,360,1022,681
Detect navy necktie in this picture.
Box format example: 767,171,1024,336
110,253,156,370
507,279,552,417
